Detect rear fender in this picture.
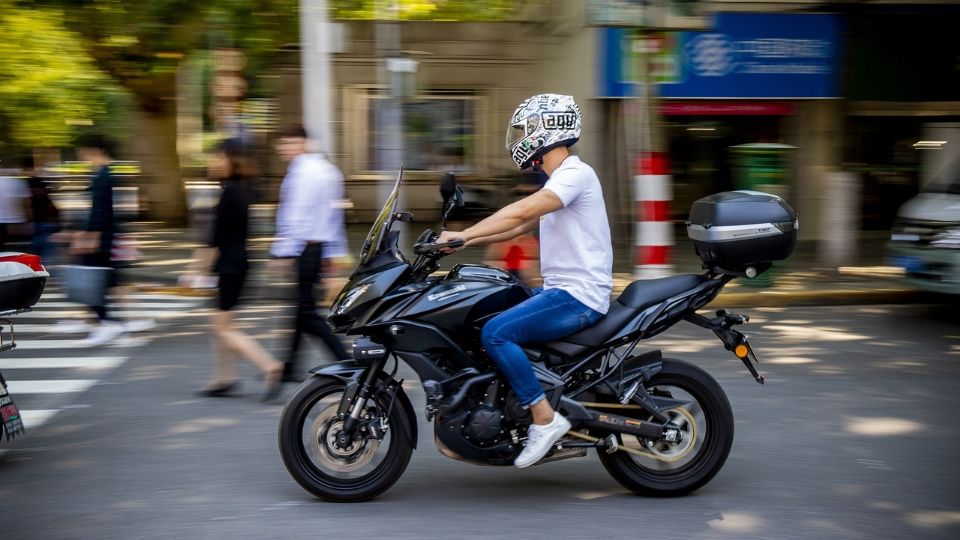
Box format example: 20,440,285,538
308,361,418,449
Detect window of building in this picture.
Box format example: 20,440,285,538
353,90,480,173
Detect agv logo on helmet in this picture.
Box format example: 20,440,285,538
505,93,582,169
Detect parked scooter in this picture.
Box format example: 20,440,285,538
0,253,48,442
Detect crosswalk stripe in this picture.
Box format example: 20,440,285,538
14,310,191,319
35,301,200,309
37,293,206,301
13,337,148,350
0,356,127,369
19,409,59,428
7,379,98,393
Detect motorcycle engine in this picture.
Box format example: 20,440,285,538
463,405,503,444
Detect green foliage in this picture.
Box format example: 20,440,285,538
45,0,300,107
332,0,524,21
0,2,122,149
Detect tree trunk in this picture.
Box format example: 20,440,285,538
130,107,186,224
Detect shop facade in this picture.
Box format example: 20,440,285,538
598,12,844,242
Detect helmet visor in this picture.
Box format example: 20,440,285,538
505,115,539,150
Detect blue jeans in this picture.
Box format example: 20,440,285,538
481,288,603,407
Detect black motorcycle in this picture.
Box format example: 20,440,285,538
278,169,797,502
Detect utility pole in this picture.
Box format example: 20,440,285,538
300,0,333,156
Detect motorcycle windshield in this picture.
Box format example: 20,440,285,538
357,168,403,267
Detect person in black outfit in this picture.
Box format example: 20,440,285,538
69,135,126,346
200,139,283,400
23,156,61,262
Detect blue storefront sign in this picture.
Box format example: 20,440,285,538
599,13,842,99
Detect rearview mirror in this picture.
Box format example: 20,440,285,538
440,172,457,203
441,185,465,231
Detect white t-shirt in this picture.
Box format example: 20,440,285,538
0,177,29,224
540,155,613,314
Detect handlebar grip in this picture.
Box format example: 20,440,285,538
414,239,465,255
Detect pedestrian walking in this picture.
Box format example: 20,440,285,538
199,138,283,400
270,125,350,383
58,135,155,346
22,156,61,262
0,162,30,250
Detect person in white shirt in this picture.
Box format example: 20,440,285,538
272,125,351,382
0,170,30,249
438,94,613,468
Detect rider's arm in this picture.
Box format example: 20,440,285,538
441,189,562,247
466,218,538,247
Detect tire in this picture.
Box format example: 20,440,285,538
598,358,734,496
278,376,414,502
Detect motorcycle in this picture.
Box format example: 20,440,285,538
278,169,797,501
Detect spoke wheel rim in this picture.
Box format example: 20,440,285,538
621,384,709,473
296,389,393,482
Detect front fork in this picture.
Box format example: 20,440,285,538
335,356,388,449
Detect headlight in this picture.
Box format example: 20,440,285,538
335,283,371,314
930,227,960,249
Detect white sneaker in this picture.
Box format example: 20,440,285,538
76,321,125,347
124,319,157,333
513,413,572,468
53,320,91,334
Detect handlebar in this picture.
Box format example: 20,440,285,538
413,239,465,255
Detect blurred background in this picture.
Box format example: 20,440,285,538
3,2,960,539
0,0,956,283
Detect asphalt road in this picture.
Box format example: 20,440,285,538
2,303,959,540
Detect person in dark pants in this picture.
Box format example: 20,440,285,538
270,125,350,382
23,156,61,262
70,135,125,347
201,139,283,400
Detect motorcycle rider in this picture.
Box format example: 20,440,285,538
438,94,613,467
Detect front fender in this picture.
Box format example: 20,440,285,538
308,361,419,449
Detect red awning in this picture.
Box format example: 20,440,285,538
660,102,794,116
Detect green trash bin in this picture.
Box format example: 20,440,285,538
730,143,796,287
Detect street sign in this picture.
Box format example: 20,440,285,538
598,13,842,99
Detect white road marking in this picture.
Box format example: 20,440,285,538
12,337,149,350
6,379,99,393
36,301,199,309
19,409,59,428
0,356,127,370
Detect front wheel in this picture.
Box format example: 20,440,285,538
598,358,734,496
278,376,413,502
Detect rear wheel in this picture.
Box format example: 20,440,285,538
598,358,734,496
278,376,413,502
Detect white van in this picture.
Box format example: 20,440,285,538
888,167,960,293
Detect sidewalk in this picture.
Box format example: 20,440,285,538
113,223,925,308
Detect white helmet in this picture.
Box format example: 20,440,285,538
505,93,581,169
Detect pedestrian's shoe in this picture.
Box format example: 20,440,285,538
197,381,239,398
262,365,285,402
53,320,91,334
77,321,125,347
124,319,157,333
513,413,572,468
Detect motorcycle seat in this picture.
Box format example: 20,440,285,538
541,274,709,357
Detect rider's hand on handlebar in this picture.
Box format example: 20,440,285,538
437,231,468,253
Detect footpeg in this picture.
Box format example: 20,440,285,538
603,434,619,454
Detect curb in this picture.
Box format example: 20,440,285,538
139,286,217,298
707,288,927,308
